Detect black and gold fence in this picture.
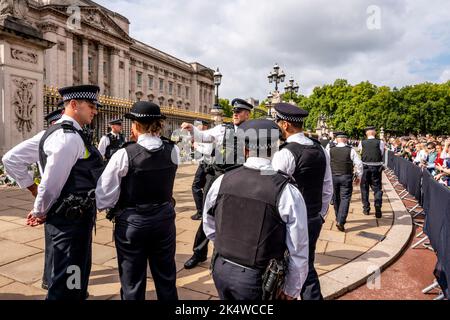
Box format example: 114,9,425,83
44,86,228,144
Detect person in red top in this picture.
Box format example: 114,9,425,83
435,144,445,167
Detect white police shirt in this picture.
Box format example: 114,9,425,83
95,134,180,211
97,132,121,158
2,130,45,189
271,132,333,220
327,143,363,178
202,157,309,299
33,114,86,218
191,123,238,155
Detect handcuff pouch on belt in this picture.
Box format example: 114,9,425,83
261,251,289,301
54,189,96,220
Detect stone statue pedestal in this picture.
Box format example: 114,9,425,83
0,14,54,156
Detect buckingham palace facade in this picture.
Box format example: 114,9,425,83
23,0,215,114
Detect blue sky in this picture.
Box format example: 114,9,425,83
96,0,450,101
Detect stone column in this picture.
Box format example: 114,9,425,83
191,75,199,113
0,16,55,156
65,30,73,86
123,51,130,99
97,43,104,92
40,22,58,86
81,38,89,84
110,47,120,97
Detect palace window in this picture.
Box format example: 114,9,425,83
136,71,142,87
159,79,164,92
88,56,93,74
169,82,173,95
177,84,181,96
185,87,189,99
148,75,153,89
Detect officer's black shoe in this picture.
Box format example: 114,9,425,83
184,255,207,269
190,213,202,221
41,281,48,290
375,207,382,218
363,209,370,215
336,223,345,232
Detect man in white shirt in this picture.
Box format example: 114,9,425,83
203,119,309,300
271,103,333,300
327,132,363,232
97,118,125,162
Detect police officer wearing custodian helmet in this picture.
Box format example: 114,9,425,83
96,101,180,300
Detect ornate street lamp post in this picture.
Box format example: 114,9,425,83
211,67,223,125
284,76,299,100
268,63,285,92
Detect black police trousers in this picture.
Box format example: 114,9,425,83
45,209,94,300
212,255,264,300
332,174,354,225
42,226,53,288
300,215,324,300
191,163,208,214
114,203,178,301
360,165,383,211
192,171,221,259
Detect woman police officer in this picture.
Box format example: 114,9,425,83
96,101,180,300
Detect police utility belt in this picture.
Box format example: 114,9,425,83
53,189,96,220
214,252,289,301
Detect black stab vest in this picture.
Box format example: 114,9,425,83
211,123,244,172
330,146,353,175
280,138,326,218
213,166,290,269
38,121,104,199
117,140,177,208
105,132,125,160
361,139,382,163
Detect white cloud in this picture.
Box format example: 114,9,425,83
96,0,450,100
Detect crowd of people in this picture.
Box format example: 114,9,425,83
386,135,450,187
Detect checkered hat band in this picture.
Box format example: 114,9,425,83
47,114,62,122
233,103,252,110
130,112,161,117
62,92,98,101
275,111,304,122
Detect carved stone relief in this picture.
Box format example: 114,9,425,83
10,47,38,64
12,77,36,133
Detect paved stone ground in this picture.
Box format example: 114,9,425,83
0,164,395,300
339,175,438,300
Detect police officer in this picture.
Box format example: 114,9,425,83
319,134,330,148
26,85,104,300
180,98,253,269
98,118,126,161
2,105,64,290
191,119,212,221
96,101,179,300
271,103,333,300
327,131,363,232
358,126,385,218
202,119,309,300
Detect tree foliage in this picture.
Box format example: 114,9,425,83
256,80,450,137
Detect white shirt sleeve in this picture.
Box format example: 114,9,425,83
33,130,85,218
320,146,333,219
272,149,296,176
379,140,385,155
351,148,363,178
97,135,109,158
357,141,362,152
192,125,224,144
278,183,309,299
202,175,225,242
95,148,129,211
2,131,44,189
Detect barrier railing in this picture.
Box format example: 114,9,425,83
386,151,450,299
